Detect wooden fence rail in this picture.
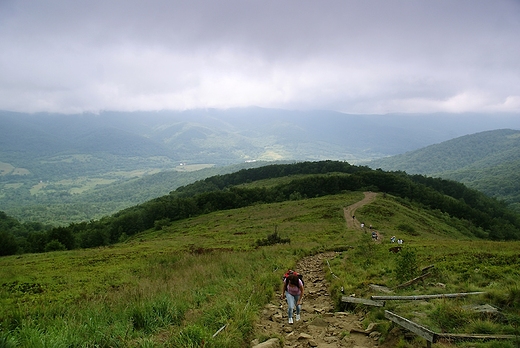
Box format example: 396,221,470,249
385,311,517,347
385,311,436,347
341,296,384,307
372,291,485,301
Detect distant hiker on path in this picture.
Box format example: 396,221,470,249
281,273,304,324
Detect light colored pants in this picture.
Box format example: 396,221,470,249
285,291,301,318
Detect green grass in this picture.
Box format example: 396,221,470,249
235,172,350,189
0,161,29,176
1,191,519,347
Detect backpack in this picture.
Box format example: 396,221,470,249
283,270,304,286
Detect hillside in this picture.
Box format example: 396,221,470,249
367,129,520,212
1,174,519,347
2,161,519,257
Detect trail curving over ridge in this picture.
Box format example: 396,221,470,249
344,191,377,230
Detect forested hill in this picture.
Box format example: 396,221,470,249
3,111,520,224
2,161,520,257
367,129,520,212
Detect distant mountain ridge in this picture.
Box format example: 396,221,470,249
367,129,520,211
2,109,520,166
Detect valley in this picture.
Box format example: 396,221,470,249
2,109,520,225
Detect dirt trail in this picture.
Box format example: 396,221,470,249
253,192,380,348
344,191,377,230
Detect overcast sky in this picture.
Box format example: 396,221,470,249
1,0,519,114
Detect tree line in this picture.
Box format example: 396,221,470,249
1,161,519,256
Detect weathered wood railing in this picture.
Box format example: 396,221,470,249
371,291,485,301
385,311,436,348
385,311,517,347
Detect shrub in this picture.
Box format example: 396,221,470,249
394,248,419,284
396,223,418,236
154,218,171,230
353,233,377,269
254,232,290,248
44,239,66,252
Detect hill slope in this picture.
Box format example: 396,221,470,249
367,129,520,211
1,179,519,347
3,160,519,257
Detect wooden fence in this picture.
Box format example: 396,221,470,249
385,311,517,347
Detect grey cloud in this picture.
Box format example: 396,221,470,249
0,0,519,113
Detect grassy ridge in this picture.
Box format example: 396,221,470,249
1,192,520,347
4,161,519,257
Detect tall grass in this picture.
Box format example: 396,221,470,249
0,244,293,346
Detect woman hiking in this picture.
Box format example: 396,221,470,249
281,272,304,324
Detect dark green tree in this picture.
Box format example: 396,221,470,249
0,230,18,256
47,226,76,250
45,239,66,252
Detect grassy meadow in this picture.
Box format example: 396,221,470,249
1,191,520,347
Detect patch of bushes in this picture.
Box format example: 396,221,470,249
396,223,418,236
394,248,419,284
254,232,290,248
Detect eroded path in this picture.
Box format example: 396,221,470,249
253,193,380,348
344,191,377,230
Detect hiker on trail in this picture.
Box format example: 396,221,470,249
281,273,304,324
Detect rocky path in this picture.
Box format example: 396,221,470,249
252,193,380,348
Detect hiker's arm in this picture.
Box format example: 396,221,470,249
297,285,304,304
280,282,287,299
